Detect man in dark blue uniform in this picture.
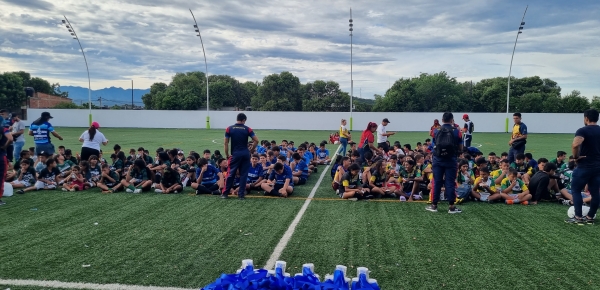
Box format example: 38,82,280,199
223,113,259,200
426,112,463,214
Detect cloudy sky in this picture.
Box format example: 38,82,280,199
1,0,600,99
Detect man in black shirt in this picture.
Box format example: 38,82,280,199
566,109,600,225
528,163,558,205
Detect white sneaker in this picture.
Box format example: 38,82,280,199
413,194,423,200
62,188,68,192
155,189,163,193
126,188,133,193
400,196,407,202
134,189,142,194
47,185,56,189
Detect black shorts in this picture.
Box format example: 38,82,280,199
296,177,307,185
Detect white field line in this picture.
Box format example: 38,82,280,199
264,145,341,270
0,279,195,290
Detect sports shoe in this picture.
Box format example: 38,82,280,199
155,189,163,193
425,205,438,212
565,217,586,225
211,190,221,195
583,216,595,225
126,188,134,193
313,167,318,173
70,188,76,192
0,200,5,206
220,194,229,199
413,194,423,200
448,207,462,214
521,201,529,205
559,198,572,206
17,190,25,194
62,188,68,192
173,190,179,194
133,189,142,194
399,196,407,202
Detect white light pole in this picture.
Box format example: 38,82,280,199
62,16,92,125
349,8,354,130
190,9,210,129
505,6,528,133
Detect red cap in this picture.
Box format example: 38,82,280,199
462,114,469,120
91,121,100,129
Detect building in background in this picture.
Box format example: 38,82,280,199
29,92,73,108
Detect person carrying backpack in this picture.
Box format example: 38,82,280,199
426,112,463,214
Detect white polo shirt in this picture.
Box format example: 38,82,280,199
377,123,387,143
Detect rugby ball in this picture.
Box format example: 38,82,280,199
3,182,13,197
567,205,595,218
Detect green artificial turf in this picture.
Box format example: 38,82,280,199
1,128,582,289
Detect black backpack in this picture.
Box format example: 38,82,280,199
434,127,456,158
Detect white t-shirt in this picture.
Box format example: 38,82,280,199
377,124,387,143
80,130,107,151
464,121,473,135
12,120,26,142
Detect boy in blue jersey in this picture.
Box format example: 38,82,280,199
192,158,222,195
259,153,272,180
261,162,294,197
315,142,331,165
291,152,309,185
271,147,281,163
246,154,264,193
298,145,316,174
280,140,290,158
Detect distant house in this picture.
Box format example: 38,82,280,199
29,92,73,108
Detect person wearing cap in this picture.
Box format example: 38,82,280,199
10,112,26,164
462,114,474,148
377,118,395,153
79,121,108,162
29,112,63,155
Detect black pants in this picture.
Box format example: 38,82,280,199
196,183,219,195
5,145,13,162
80,147,100,163
463,135,472,148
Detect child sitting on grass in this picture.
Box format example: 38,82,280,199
500,169,531,205
97,164,120,193
118,159,152,193
338,163,370,200
155,167,182,194
87,155,102,189
261,162,294,198
472,167,501,203
62,165,85,192
35,158,60,191
12,159,37,194
178,155,197,187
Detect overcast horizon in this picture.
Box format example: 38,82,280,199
1,0,600,99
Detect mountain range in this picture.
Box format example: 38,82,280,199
60,86,150,107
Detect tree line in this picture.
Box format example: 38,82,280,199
0,71,68,110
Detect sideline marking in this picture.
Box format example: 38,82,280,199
211,139,221,145
473,143,483,148
264,145,341,270
0,279,195,290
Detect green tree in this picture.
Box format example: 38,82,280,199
252,72,302,111
0,72,26,109
541,95,564,113
142,82,167,109
591,96,600,111
239,81,258,110
27,77,53,94
515,93,544,113
53,102,81,109
52,83,69,98
302,80,350,112
562,90,590,113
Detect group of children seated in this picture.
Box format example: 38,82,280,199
331,139,582,206
4,137,583,206
4,139,334,198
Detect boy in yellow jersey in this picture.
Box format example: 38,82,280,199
472,167,501,203
339,163,370,199
332,157,351,192
492,159,510,188
500,169,531,205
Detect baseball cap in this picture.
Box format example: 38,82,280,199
177,150,184,155
91,121,100,129
39,151,51,157
41,112,53,119
383,118,390,123
462,114,469,119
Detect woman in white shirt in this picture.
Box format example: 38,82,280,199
79,121,108,162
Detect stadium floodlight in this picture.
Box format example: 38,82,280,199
189,9,211,130
505,6,528,133
62,15,92,126
349,8,354,130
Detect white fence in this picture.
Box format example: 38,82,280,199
23,109,582,133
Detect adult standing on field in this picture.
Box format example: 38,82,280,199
0,115,13,206
426,112,463,214
29,112,63,155
79,121,108,162
223,113,259,200
339,119,351,157
508,113,527,164
358,122,378,161
10,113,25,164
462,114,474,147
565,109,600,225
377,118,395,153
